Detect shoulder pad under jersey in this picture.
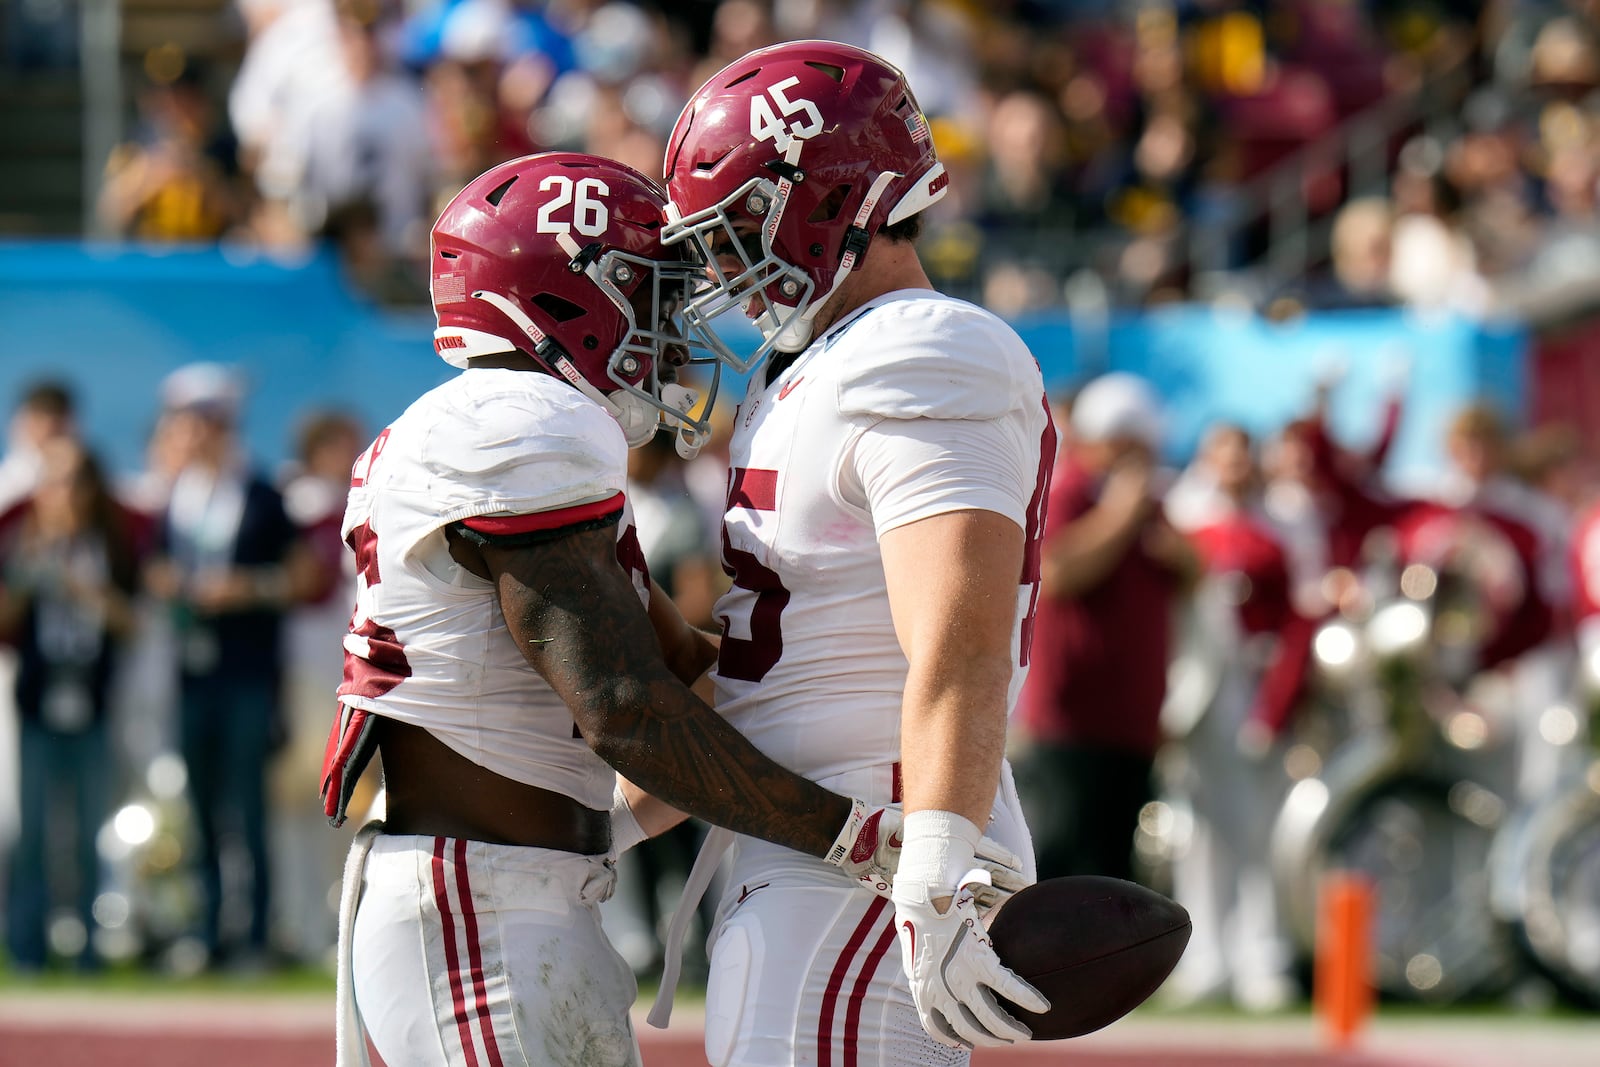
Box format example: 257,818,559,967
832,297,1042,421
415,370,628,522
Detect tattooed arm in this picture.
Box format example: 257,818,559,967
447,521,848,857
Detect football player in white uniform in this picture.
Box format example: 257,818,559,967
318,153,1027,1067
655,41,1057,1065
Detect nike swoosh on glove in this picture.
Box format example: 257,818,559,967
824,799,1028,910
893,870,1050,1049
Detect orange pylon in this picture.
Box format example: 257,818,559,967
1314,870,1375,1048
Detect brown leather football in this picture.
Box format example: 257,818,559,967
987,876,1192,1040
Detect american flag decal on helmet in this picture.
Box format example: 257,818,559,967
905,111,930,144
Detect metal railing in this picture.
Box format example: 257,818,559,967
1185,53,1479,297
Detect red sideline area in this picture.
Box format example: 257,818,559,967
0,1017,1408,1067
0,1024,1407,1067
4,1000,1597,1067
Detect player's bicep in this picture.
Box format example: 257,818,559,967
879,509,1025,665
474,524,675,735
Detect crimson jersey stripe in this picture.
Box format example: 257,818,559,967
728,468,778,512
843,912,900,1067
460,492,626,535
452,839,505,1067
817,896,889,1067
431,837,482,1067
1019,395,1058,667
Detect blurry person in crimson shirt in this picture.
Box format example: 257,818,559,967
1406,404,1570,803
1013,374,1197,883
1281,369,1409,579
1164,424,1309,1010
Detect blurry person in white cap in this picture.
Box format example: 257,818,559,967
1012,373,1197,885
144,361,316,971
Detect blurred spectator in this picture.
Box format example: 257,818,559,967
420,0,544,195
977,89,1078,297
0,381,76,520
1013,373,1196,883
1305,197,1398,309
274,407,363,963
142,363,313,969
1164,424,1307,1012
98,52,243,243
0,439,139,972
1388,145,1491,314
229,0,349,213
1260,417,1330,617
1417,403,1567,800
241,0,438,300
296,1,436,266
1278,371,1410,586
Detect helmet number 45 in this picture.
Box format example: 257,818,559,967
536,175,610,237
750,77,823,147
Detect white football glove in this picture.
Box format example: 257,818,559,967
824,799,1028,911
891,810,1049,1049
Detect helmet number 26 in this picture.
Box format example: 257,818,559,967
750,77,823,147
536,175,610,237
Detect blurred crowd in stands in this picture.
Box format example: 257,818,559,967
70,0,1600,314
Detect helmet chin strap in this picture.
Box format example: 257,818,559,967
771,169,902,354
660,383,707,459
469,289,656,446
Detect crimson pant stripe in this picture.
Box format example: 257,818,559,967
817,896,889,1067
452,839,506,1067
842,911,899,1067
431,837,482,1067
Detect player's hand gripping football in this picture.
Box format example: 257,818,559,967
890,810,1049,1049
825,799,1027,911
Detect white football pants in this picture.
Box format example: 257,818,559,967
702,764,1034,1067
350,834,640,1067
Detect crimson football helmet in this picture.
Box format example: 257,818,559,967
431,152,719,455
662,40,947,371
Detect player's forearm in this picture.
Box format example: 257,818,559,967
579,669,850,855
617,775,688,838
881,510,1024,826
646,577,721,685
897,653,1011,828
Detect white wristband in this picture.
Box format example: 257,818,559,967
893,809,982,902
609,782,648,856
825,797,872,868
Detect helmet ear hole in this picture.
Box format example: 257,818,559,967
531,292,586,322
807,184,852,224
583,336,599,350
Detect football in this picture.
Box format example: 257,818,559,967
987,876,1192,1040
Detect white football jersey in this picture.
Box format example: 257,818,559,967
712,290,1055,804
337,367,650,811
